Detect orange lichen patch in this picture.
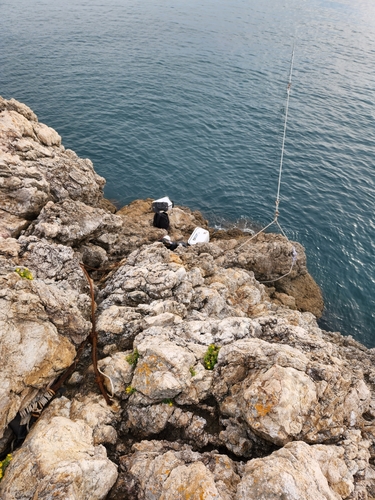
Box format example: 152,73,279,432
134,355,168,388
169,254,183,265
137,355,165,373
254,402,273,417
176,484,206,500
167,462,219,499
136,361,153,377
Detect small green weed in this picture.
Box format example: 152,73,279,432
15,267,33,280
162,398,174,407
126,348,139,366
125,386,136,395
189,367,196,377
203,344,220,370
0,454,12,481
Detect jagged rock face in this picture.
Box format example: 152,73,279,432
98,243,271,321
24,199,123,247
215,338,371,446
236,441,352,500
112,440,357,500
0,271,76,439
0,398,118,500
0,233,93,440
2,97,375,500
0,96,105,220
95,242,375,498
117,440,241,500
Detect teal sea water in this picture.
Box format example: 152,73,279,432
1,0,375,346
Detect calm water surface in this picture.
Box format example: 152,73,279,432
1,0,375,346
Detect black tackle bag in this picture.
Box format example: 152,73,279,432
153,211,170,230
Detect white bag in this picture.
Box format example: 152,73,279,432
152,196,174,213
188,227,210,245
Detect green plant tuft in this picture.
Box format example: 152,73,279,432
126,348,139,366
162,398,174,407
0,454,12,481
15,267,33,280
203,344,220,370
189,367,196,377
125,386,136,395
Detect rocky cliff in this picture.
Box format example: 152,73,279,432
0,96,375,499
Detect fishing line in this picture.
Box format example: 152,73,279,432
237,45,298,282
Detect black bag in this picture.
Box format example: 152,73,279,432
152,197,174,213
152,201,170,213
153,211,170,229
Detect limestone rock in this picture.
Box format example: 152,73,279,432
126,403,175,436
0,208,29,238
0,96,107,221
132,336,196,401
116,198,209,243
17,236,92,343
0,272,76,438
98,244,188,308
25,199,123,247
0,97,38,121
19,236,86,287
241,364,317,446
33,122,61,147
276,271,325,317
0,236,20,259
80,242,109,269
236,441,348,500
98,351,135,398
0,398,118,500
69,394,120,445
119,440,240,500
215,232,324,318
214,337,371,446
96,305,143,350
0,162,50,218
311,443,355,498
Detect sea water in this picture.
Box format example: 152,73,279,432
1,0,375,346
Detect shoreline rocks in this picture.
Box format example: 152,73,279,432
1,96,374,499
